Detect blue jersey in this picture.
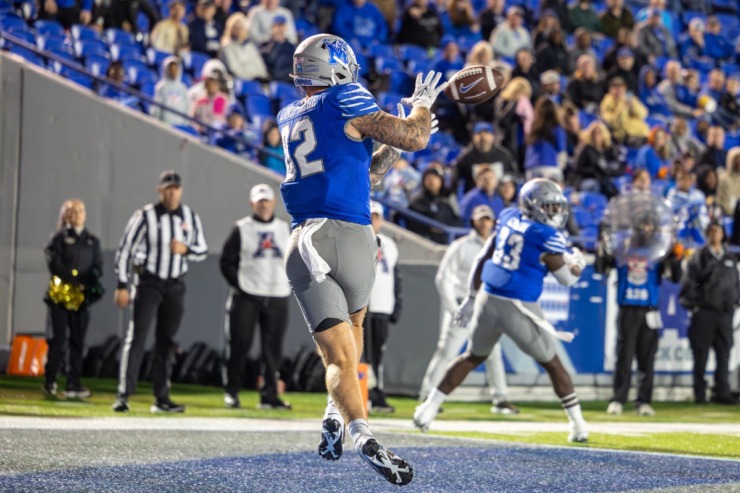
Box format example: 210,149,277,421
277,83,380,228
481,207,570,302
616,253,661,307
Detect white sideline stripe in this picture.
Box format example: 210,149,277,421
1,417,739,437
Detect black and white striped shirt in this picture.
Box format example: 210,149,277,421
115,203,208,288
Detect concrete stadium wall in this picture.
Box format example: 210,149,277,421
0,53,443,395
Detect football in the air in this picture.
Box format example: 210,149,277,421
444,65,505,105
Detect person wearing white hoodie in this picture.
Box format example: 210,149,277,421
220,13,268,81
187,58,234,111
151,56,189,126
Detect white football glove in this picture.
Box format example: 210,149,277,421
564,247,586,271
401,71,449,109
453,296,476,328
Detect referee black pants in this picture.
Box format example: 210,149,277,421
689,308,734,403
225,292,289,400
363,313,390,391
611,305,659,405
118,275,185,401
45,303,90,389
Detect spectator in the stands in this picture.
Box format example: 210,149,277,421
540,70,563,104
379,157,421,209
701,69,726,104
190,0,223,57
658,61,703,119
465,40,494,67
433,37,464,80
479,0,505,42
603,26,644,73
489,6,530,59
372,0,398,33
568,0,601,34
541,0,570,33
498,174,518,208
408,167,462,244
395,0,443,49
679,18,708,66
460,166,505,224
247,0,297,45
676,69,701,111
454,122,517,193
442,0,479,39
561,101,581,156
151,56,189,126
601,77,649,144
600,0,633,39
535,29,568,74
718,148,740,216
696,165,720,216
573,121,621,197
192,75,228,130
533,9,561,47
216,106,260,157
494,77,534,165
566,55,604,112
39,0,92,29
639,64,671,118
221,13,268,81
635,126,672,178
704,15,734,61
698,126,727,170
716,76,740,130
635,0,673,33
637,8,677,61
524,97,567,181
667,168,710,244
567,29,597,75
632,168,651,192
607,48,638,95
259,122,286,175
213,0,231,32
331,0,388,47
98,61,139,108
150,0,189,55
188,59,233,110
260,15,296,83
511,49,539,98
670,117,705,159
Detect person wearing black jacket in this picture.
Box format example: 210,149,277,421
408,168,463,244
44,199,103,399
219,184,292,409
454,122,517,193
679,222,740,405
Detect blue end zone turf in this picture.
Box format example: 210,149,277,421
1,445,738,492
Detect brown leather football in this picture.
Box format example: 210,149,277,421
444,65,505,105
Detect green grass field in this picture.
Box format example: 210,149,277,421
1,375,739,459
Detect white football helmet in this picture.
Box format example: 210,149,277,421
290,34,360,87
519,178,569,229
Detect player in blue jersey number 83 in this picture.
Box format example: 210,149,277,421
414,178,590,443
276,33,447,486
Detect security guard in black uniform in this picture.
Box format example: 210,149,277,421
680,222,740,405
44,199,103,398
112,171,208,413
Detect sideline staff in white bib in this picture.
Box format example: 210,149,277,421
220,184,292,409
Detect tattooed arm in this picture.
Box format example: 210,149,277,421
369,145,401,186
347,107,432,152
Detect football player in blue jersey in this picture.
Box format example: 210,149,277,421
413,178,590,443
277,33,447,486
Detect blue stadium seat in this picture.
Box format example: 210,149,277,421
269,80,301,100
235,79,267,99
182,50,209,76
85,54,110,77
716,13,740,38
355,52,369,77
71,24,100,41
34,19,64,38
388,70,412,95
74,39,108,60
38,35,71,53
110,43,143,62
105,28,136,46
128,65,158,86
122,58,148,75
9,44,43,67
645,115,667,129
68,73,93,89
374,56,403,74
406,58,432,75
139,81,156,113
579,191,608,213
367,43,395,59
174,124,200,137
456,34,480,55
376,91,404,113
578,110,599,130
0,14,26,30
688,58,714,74
246,93,274,118
47,51,80,76
295,17,319,40
146,47,169,69
398,44,428,62
6,29,35,45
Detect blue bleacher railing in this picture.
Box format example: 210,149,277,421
0,30,284,161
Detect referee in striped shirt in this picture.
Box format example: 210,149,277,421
112,170,208,413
